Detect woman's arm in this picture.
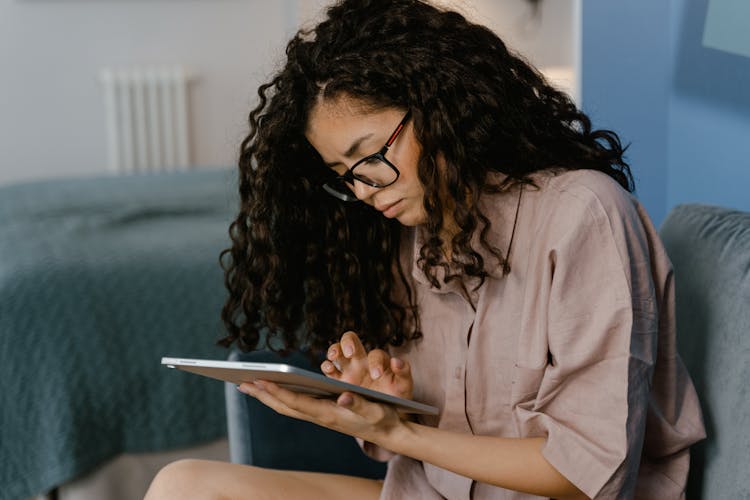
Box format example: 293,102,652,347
240,330,588,500
241,381,587,499
385,415,588,499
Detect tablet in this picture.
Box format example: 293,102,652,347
161,357,439,415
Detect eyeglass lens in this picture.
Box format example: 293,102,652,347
351,157,397,185
324,157,398,200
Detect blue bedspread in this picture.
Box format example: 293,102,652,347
0,168,237,498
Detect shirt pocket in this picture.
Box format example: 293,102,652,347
510,363,547,410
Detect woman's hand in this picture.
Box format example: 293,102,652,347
321,331,413,400
237,331,414,446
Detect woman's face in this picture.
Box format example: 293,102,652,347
305,97,428,227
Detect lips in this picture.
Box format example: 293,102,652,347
375,200,401,212
375,199,405,219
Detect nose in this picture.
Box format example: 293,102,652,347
350,180,380,203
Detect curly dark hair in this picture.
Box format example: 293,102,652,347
219,0,632,356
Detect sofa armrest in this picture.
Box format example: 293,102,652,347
660,203,750,499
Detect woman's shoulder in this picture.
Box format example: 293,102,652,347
528,168,641,224
538,168,633,205
480,168,643,233
512,168,660,257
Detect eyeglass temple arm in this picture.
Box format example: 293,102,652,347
383,111,411,150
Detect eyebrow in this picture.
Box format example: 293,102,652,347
324,133,374,167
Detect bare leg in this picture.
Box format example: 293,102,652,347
144,459,383,500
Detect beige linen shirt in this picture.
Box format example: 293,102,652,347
363,170,705,499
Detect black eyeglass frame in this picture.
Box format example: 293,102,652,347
322,111,411,202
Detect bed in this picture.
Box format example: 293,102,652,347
0,168,237,499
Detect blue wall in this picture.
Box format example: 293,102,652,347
582,0,750,227
668,0,750,214
581,1,672,224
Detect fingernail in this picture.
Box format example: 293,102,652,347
343,344,353,357
322,361,333,372
328,347,337,358
370,367,382,380
393,358,404,369
338,393,353,407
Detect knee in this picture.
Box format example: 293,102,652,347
145,459,218,500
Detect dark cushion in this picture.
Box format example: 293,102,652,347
225,349,387,479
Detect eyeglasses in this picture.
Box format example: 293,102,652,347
322,111,411,202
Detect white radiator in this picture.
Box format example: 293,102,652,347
100,66,191,173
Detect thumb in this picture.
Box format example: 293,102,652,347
336,391,370,416
390,357,411,377
390,357,413,398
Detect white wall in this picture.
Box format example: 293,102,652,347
452,0,580,101
0,0,577,186
0,0,294,186
294,0,579,91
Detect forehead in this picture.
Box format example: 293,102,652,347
305,97,368,136
305,97,402,156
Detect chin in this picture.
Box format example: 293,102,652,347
396,210,427,227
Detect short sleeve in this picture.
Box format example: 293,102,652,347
513,183,658,499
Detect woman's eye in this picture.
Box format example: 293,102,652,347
359,156,381,166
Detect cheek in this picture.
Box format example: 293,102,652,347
397,150,422,186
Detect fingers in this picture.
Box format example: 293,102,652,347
390,356,410,378
367,349,391,381
320,358,338,377
339,331,367,360
319,332,413,401
239,379,406,445
239,381,385,433
239,380,354,427
321,344,341,378
337,391,355,408
322,331,368,384
336,391,386,423
238,381,311,422
321,342,350,379
389,357,413,399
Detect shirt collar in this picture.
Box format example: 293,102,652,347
407,173,520,293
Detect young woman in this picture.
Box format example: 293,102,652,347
146,0,705,498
